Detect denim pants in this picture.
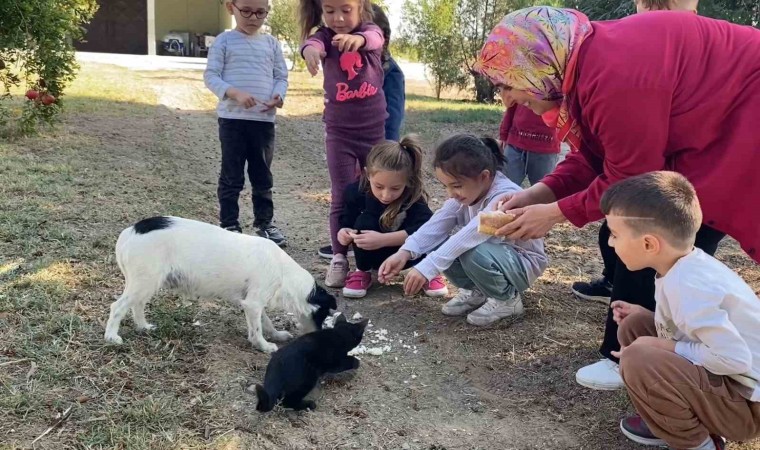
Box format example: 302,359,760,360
443,241,530,302
503,145,560,186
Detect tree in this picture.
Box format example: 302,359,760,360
268,0,304,70
403,0,564,102
402,0,468,99
0,0,98,136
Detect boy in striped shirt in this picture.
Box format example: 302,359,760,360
204,0,289,245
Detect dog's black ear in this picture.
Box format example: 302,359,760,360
356,318,369,332
311,285,337,310
335,313,347,324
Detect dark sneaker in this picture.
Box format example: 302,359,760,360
318,244,354,259
571,277,612,305
620,415,666,447
223,225,242,233
257,225,287,247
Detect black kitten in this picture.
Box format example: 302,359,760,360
255,314,368,412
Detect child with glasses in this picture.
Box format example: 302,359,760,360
203,0,289,245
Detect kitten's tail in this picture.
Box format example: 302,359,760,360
255,384,275,412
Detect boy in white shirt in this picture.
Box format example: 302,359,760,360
601,171,760,450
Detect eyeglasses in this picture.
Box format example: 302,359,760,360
232,4,269,19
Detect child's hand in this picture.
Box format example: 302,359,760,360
337,228,355,246
378,250,411,284
351,230,386,251
403,268,427,296
610,300,647,325
303,46,326,76
261,94,283,111
610,345,627,359
331,34,365,52
227,87,258,109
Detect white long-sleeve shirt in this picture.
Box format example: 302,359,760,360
401,172,548,283
203,30,288,122
655,248,760,402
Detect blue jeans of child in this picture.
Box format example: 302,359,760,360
503,145,560,186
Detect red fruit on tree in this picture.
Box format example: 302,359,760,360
26,90,40,100
41,94,56,105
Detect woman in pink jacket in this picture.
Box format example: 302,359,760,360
474,7,760,392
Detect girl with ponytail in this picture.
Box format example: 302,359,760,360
339,135,448,299
379,133,548,327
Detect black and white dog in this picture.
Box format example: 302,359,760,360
104,217,336,352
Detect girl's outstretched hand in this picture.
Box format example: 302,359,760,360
378,250,411,284
403,269,427,296
303,46,326,76
331,34,365,52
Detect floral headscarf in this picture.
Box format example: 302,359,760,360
474,7,593,152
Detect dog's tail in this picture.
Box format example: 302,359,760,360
255,384,276,412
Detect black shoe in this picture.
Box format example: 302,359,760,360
318,244,354,259
257,225,287,247
571,277,612,304
223,225,242,233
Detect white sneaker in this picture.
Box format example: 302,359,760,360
466,295,524,326
441,289,486,316
575,359,624,390
325,254,349,288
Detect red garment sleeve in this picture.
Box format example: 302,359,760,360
552,86,671,227
499,106,516,142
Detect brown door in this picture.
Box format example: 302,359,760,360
76,0,148,54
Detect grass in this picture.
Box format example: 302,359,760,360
0,62,758,450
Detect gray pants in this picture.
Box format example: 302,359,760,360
443,242,530,301
504,144,560,186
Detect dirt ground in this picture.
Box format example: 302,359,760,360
1,63,758,450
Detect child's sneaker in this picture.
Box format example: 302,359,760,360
619,415,666,447
223,225,242,233
257,225,287,247
466,294,523,326
318,244,354,259
325,254,349,288
575,359,624,390
441,288,486,316
424,275,449,297
343,270,372,298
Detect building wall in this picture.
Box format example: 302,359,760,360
149,0,233,54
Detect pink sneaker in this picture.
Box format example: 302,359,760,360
342,270,372,298
424,275,449,297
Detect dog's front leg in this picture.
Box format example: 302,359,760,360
262,312,293,342
241,298,278,353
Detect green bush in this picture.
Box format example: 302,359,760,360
0,0,98,136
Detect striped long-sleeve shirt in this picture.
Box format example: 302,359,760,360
402,172,548,282
204,30,288,122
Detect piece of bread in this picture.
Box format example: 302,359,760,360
478,211,516,235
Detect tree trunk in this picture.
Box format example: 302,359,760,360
473,73,495,103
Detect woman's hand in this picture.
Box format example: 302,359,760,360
351,230,387,251
303,46,326,76
403,268,428,296
337,228,355,246
495,182,557,212
378,250,411,284
496,202,566,240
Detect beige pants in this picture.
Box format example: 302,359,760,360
618,311,760,449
